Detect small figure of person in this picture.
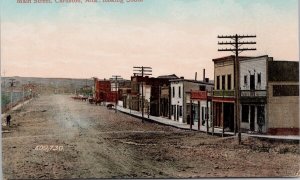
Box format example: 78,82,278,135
191,110,195,125
6,114,11,127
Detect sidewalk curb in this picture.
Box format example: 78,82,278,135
119,110,194,131
118,109,233,137
116,107,300,142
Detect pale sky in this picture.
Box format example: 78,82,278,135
1,0,298,80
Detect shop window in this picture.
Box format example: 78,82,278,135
242,105,249,122
201,107,205,125
174,105,176,116
179,106,182,117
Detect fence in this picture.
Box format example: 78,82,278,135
1,91,32,113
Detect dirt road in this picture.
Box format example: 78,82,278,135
2,95,299,179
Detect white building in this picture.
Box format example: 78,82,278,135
170,78,213,125
239,55,270,133
170,80,184,122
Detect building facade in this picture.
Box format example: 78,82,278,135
212,56,250,132
93,78,118,104
170,78,213,124
158,74,178,118
130,75,176,116
239,55,270,133
238,56,299,135
267,61,299,135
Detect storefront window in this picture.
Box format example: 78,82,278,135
242,105,249,122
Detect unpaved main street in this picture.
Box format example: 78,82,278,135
2,95,300,179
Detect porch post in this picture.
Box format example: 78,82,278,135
198,101,200,131
222,102,224,137
206,91,209,134
212,100,214,136
190,90,193,130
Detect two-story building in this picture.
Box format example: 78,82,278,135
267,61,299,135
239,55,271,133
117,80,131,108
157,74,178,118
212,55,250,132
93,78,117,104
238,56,299,135
130,74,177,116
170,77,213,125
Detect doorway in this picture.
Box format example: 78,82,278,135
250,75,255,90
250,106,255,131
224,103,234,131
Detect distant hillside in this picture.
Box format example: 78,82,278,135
1,77,94,94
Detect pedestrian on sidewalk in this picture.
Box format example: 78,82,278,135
6,114,11,127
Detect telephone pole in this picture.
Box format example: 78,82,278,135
218,34,256,145
133,66,152,123
9,78,16,109
3,69,6,89
110,75,123,113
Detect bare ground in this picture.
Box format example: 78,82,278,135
2,95,300,179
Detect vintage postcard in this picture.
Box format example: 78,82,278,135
1,0,299,179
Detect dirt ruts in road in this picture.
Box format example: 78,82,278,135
2,95,300,179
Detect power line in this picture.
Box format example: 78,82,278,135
218,34,257,145
8,78,16,109
111,75,123,113
133,66,152,122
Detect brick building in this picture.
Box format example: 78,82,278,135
93,78,117,104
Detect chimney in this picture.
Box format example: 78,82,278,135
203,69,206,82
180,76,184,79
195,72,197,81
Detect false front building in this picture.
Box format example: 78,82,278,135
130,74,178,117
239,55,270,133
170,76,213,125
239,56,299,135
212,55,250,133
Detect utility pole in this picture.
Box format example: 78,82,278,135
133,66,152,123
3,69,6,89
22,84,25,102
218,34,256,145
9,78,16,109
110,75,123,113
